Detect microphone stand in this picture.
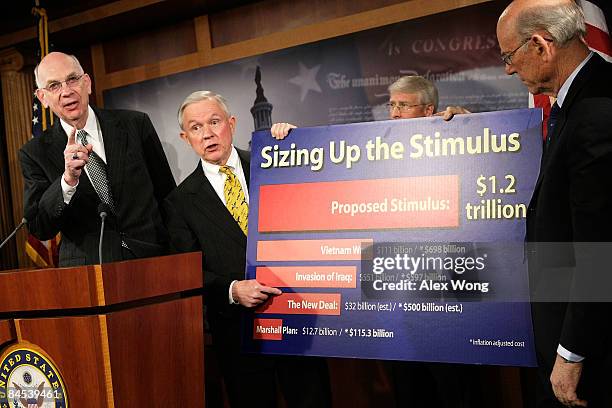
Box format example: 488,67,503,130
98,211,107,264
0,218,27,250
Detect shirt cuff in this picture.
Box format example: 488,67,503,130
61,177,78,204
228,280,238,304
557,344,585,362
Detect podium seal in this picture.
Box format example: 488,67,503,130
0,342,68,408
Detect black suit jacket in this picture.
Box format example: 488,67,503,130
163,150,333,407
526,54,612,361
163,149,250,332
19,107,176,266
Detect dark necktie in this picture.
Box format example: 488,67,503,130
545,102,561,150
77,130,116,213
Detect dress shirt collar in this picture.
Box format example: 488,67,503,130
201,145,240,176
557,52,593,108
60,105,101,142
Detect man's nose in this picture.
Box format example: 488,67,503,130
389,106,401,119
59,84,74,95
201,124,215,138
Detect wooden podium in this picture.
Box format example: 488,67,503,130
0,252,204,407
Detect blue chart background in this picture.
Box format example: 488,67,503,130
244,109,541,366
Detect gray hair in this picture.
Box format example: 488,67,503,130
177,90,231,129
515,2,586,47
34,53,84,89
388,75,439,112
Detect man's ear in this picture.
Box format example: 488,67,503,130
228,116,236,135
35,89,48,108
532,34,553,60
83,73,92,95
179,131,191,146
425,104,435,117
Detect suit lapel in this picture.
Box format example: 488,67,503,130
534,109,567,191
560,54,601,113
45,122,68,172
187,163,247,248
531,55,600,196
94,108,127,205
46,121,98,197
237,148,251,188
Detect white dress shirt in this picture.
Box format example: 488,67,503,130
200,146,249,205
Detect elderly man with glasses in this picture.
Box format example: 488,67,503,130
19,51,175,266
497,0,612,407
271,75,469,138
387,75,447,119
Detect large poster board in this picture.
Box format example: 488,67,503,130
243,109,540,366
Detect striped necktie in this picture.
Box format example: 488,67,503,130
219,165,248,235
77,129,116,213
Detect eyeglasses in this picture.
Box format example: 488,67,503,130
500,38,531,65
386,102,426,112
41,73,85,93
501,38,554,65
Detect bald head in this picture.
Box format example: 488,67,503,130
497,0,589,96
500,0,573,20
34,51,92,128
498,0,586,48
35,52,84,89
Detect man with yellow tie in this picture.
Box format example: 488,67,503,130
163,91,331,408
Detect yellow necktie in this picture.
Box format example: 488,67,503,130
219,165,249,235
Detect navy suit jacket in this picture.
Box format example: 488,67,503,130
20,107,176,266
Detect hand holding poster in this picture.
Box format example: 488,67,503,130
244,109,541,366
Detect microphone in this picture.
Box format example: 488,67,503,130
97,203,111,264
0,218,28,250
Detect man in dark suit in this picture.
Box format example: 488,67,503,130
497,1,612,406
163,91,331,407
20,52,175,266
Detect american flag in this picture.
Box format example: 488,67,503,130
26,4,60,268
531,0,612,138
